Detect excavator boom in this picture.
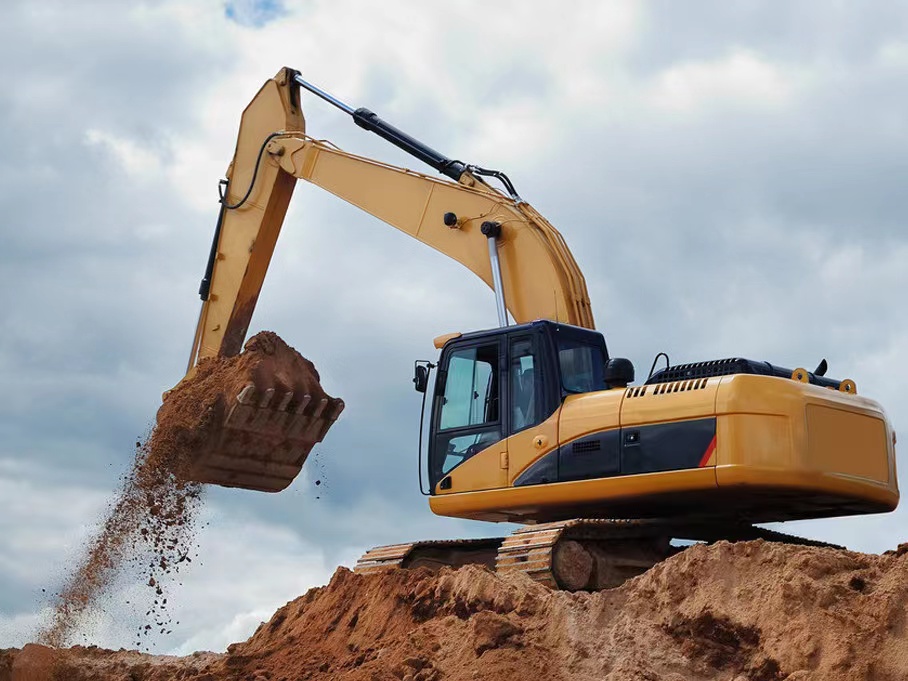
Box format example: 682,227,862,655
171,67,594,491
191,68,594,368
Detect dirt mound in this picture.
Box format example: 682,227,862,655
36,331,338,648
13,539,908,680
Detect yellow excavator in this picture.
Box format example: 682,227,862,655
170,67,898,590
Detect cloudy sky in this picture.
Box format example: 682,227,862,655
2,0,907,654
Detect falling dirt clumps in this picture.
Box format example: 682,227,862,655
18,539,908,681
36,432,203,649
37,331,334,649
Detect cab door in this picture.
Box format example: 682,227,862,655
429,338,507,492
505,333,561,484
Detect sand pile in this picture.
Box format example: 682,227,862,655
12,539,908,681
37,331,337,648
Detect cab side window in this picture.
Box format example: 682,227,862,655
510,337,540,433
558,339,605,394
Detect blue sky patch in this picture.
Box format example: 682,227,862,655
225,0,286,28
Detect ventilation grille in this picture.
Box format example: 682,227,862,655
652,378,709,394
572,440,601,454
627,378,708,398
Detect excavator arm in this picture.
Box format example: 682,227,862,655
190,67,594,368
169,67,594,492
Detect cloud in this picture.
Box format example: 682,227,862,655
84,129,167,179
2,0,907,654
650,50,798,113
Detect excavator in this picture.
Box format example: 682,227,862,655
168,67,899,590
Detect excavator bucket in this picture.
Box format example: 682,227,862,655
158,331,344,493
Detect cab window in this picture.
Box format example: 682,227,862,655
439,344,499,429
558,339,605,394
510,337,540,432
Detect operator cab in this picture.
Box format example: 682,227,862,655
415,320,631,491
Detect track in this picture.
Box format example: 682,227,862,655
355,538,502,575
496,519,840,590
354,519,841,591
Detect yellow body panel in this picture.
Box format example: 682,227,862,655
714,374,894,484
712,375,897,510
556,390,623,453
437,438,509,494
429,468,720,521
806,405,889,482
430,374,898,525
620,378,717,427
507,409,562,485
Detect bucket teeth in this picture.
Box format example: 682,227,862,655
277,391,294,411
258,388,276,408
295,394,312,414
222,383,341,445
185,371,342,492
237,384,257,405
287,415,306,438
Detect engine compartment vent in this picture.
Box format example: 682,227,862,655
572,439,601,454
652,378,709,394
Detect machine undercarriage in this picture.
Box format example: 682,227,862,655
354,519,838,591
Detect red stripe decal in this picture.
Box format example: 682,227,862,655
699,436,717,467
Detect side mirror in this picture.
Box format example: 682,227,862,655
414,364,429,393
605,357,635,388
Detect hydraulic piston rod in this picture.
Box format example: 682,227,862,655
481,221,508,328
293,74,467,181
293,72,523,200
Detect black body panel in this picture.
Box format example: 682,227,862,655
558,430,621,482
513,452,558,486
514,417,717,487
621,417,715,474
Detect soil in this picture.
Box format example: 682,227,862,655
14,539,908,681
35,331,335,650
